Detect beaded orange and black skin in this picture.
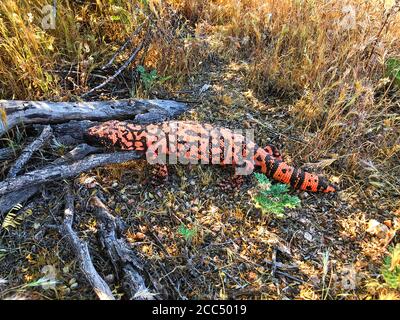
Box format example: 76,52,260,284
84,120,338,193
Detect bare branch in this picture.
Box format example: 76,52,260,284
82,33,151,98
0,151,141,196
0,143,99,216
7,125,53,178
102,21,147,70
0,148,15,161
59,190,115,300
0,98,189,136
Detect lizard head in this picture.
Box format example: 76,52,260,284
84,120,123,150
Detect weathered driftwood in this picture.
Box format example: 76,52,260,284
60,190,115,300
45,120,98,146
0,147,15,161
0,151,141,196
90,196,155,300
0,144,99,215
0,99,189,136
7,125,53,179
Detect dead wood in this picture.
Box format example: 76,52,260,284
45,120,98,145
0,144,100,216
0,97,189,215
7,125,53,179
0,98,189,137
0,151,142,196
90,196,156,300
101,20,147,70
59,190,115,300
82,32,151,98
0,147,15,161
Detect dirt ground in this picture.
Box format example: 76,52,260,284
0,58,399,300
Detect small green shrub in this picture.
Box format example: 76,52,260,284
252,173,301,218
381,244,400,289
386,58,400,87
136,65,171,91
177,224,197,242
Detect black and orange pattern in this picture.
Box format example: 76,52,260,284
84,120,338,193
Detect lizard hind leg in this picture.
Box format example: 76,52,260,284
264,144,283,161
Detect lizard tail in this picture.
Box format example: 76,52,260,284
255,151,338,193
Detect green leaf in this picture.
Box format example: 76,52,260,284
136,65,146,74
177,224,197,241
149,70,158,78
254,172,270,185
386,58,400,87
136,65,172,92
252,173,301,218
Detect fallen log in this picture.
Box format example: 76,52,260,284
0,151,142,196
0,99,189,136
45,120,98,145
0,97,190,215
0,144,99,216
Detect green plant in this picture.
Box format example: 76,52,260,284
381,244,400,289
252,173,301,218
386,58,400,87
177,224,197,242
136,65,171,91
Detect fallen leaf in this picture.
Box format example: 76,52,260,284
366,219,390,239
247,271,258,282
384,220,392,228
303,158,337,170
135,232,145,240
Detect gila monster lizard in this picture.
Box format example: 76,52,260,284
84,120,338,193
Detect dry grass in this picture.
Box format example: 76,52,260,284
0,0,399,300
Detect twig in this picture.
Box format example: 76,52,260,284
59,189,115,300
102,21,147,70
0,151,142,196
275,270,304,283
366,0,400,65
7,125,53,178
271,248,277,278
82,33,151,98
